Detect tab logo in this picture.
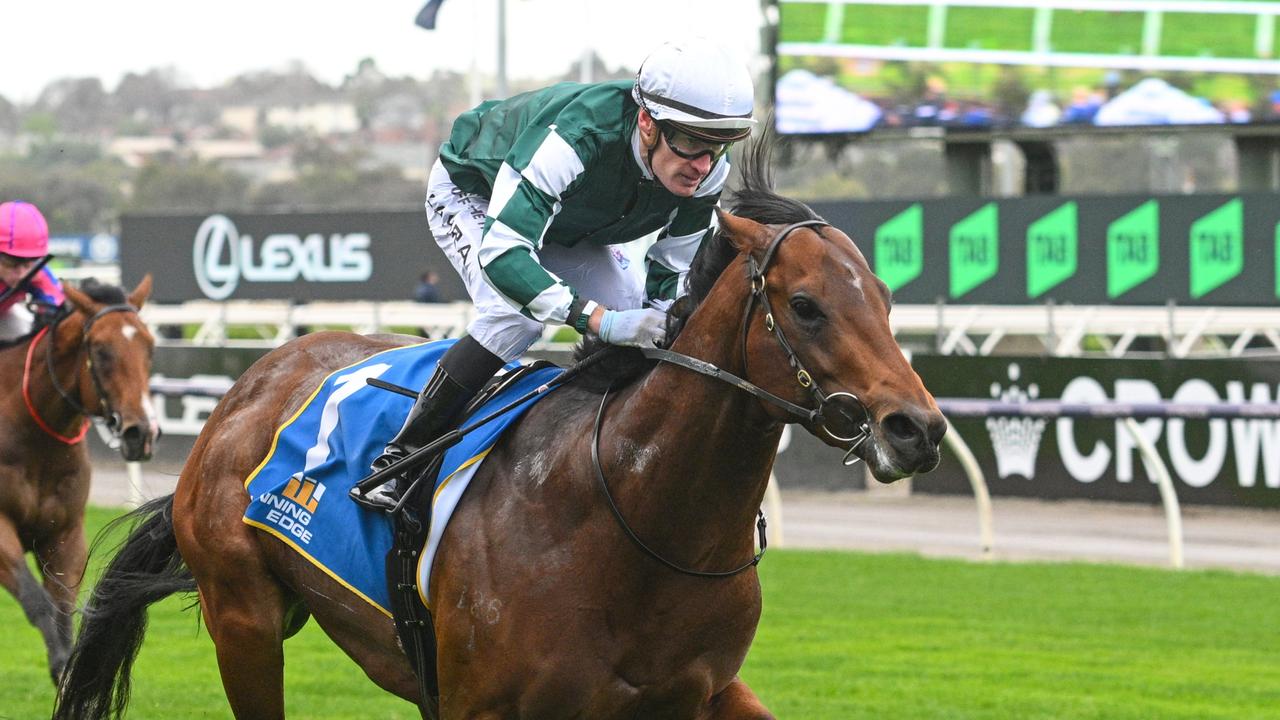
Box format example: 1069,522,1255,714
193,214,373,299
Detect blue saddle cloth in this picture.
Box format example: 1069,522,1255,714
242,338,563,614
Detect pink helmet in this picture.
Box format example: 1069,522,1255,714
0,200,50,258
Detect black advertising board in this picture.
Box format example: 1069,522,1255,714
913,355,1280,508
120,210,466,303
809,193,1280,307
121,195,1280,307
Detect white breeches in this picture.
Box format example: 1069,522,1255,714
425,159,645,362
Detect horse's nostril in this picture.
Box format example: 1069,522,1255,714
884,412,922,442
121,425,144,448
927,415,948,446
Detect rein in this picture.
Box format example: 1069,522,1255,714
0,255,52,306
592,383,767,578
641,221,873,464
25,303,140,443
372,222,873,576
23,325,89,444
591,221,871,577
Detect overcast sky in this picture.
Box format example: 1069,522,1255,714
5,0,768,103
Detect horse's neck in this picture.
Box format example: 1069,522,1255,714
602,274,783,564
23,323,90,435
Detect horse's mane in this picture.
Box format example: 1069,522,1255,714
78,278,129,305
570,135,824,390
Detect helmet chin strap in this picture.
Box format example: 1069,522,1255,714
644,133,676,194
640,115,660,183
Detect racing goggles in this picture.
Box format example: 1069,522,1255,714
659,123,734,163
0,253,41,270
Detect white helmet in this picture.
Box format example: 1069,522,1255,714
633,40,756,142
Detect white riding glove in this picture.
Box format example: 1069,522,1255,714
598,308,667,348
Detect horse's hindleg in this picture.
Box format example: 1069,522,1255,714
0,519,68,684
32,522,87,683
197,571,291,719
705,678,775,720
178,482,290,720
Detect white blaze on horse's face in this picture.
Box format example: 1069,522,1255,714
844,262,865,297
119,323,160,442
141,388,161,445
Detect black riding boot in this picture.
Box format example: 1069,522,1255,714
353,336,505,510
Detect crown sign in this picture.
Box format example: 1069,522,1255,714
985,363,1046,480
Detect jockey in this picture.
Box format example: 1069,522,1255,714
356,40,756,509
0,201,65,341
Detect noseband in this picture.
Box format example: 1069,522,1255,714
35,303,142,438
742,220,873,461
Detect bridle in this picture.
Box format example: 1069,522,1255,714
740,220,873,457
593,220,874,578
641,220,873,462
24,302,142,443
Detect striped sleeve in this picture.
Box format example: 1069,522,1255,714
644,157,729,301
29,267,65,306
477,124,588,324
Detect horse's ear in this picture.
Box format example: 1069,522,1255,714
62,283,98,316
128,274,153,309
716,209,769,255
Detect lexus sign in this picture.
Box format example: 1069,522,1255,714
192,214,373,300
120,210,466,303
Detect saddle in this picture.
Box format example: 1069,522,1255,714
381,359,558,719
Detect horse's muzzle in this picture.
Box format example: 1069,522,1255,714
118,423,157,462
881,408,946,475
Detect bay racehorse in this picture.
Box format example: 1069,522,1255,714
0,276,157,684
54,149,944,719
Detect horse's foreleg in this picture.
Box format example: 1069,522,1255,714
32,522,87,683
0,519,68,684
704,677,775,720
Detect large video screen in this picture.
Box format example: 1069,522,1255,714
774,0,1280,135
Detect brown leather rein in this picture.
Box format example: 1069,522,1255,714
595,220,875,578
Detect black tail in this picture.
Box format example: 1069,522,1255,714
53,495,196,720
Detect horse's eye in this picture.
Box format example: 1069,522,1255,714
790,295,824,323
93,347,114,367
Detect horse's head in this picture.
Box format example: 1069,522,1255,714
713,210,945,482
62,275,159,461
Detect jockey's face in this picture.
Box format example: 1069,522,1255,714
0,253,39,288
638,110,713,198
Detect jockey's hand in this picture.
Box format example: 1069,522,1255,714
599,308,667,348
29,301,64,328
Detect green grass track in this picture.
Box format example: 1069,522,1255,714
2,506,1277,718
